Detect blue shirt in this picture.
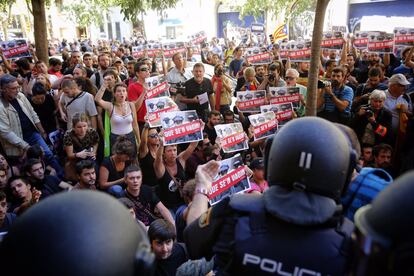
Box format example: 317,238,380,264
229,58,244,77
324,85,354,115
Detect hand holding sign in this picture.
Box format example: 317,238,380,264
195,160,220,191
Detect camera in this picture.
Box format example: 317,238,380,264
362,105,374,117
268,74,275,82
169,82,186,96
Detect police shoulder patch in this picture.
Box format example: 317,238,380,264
198,208,213,228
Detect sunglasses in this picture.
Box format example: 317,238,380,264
148,133,159,138
140,67,149,72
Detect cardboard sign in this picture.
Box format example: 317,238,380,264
161,110,203,145
321,32,344,50
0,39,31,60
261,103,294,126
268,87,300,109
162,42,186,58
236,90,266,113
367,32,394,53
145,97,179,127
132,43,161,58
208,154,251,205
246,47,272,65
215,123,248,153
145,76,170,99
249,111,278,140
288,40,312,62
353,31,369,50
393,27,414,48
279,42,289,60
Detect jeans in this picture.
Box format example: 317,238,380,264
25,132,64,178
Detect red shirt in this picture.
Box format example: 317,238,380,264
128,81,147,122
48,68,63,78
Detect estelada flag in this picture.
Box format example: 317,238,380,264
273,23,288,42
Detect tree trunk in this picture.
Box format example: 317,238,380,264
31,0,48,63
305,0,330,116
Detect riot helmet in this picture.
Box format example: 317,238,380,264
265,117,353,201
352,171,414,276
0,191,154,276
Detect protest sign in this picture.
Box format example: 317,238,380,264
131,43,161,59
393,27,414,48
236,90,266,113
215,123,248,153
189,31,207,45
321,32,344,50
353,31,369,50
145,97,179,127
208,154,251,205
162,42,186,58
246,47,272,65
161,110,203,145
367,32,394,53
279,42,289,60
251,23,265,34
332,26,348,34
268,86,300,109
248,112,278,140
145,76,170,99
288,40,312,62
261,103,294,126
0,39,31,60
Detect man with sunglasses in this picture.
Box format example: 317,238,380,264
128,62,150,131
285,68,307,117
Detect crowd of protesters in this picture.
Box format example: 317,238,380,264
0,31,413,275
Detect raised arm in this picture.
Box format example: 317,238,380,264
153,136,165,179
138,124,149,159
94,83,112,113
178,141,198,167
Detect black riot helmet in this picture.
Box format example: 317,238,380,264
265,117,353,201
352,171,414,276
0,191,154,276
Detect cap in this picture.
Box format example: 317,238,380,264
389,73,410,86
250,158,264,170
113,57,123,64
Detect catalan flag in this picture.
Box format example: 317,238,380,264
273,23,288,42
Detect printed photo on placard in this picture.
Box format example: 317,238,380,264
145,97,179,127
245,47,272,65
1,39,31,60
208,154,251,206
236,90,266,113
279,42,289,60
162,42,186,58
145,76,170,99
288,40,311,62
248,111,278,140
268,86,300,109
367,32,394,53
321,32,344,50
215,123,248,153
260,103,294,126
353,31,369,50
393,27,414,48
161,110,203,145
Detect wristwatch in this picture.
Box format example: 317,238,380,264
195,187,210,198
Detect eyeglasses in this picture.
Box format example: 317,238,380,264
148,133,159,138
285,76,295,81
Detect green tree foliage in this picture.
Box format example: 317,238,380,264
226,0,316,21
117,0,180,22
64,0,115,28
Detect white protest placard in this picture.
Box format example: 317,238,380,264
189,31,207,45
198,92,209,105
145,97,179,127
288,40,312,62
393,27,414,48
215,123,248,153
161,110,203,145
268,86,300,109
261,103,294,126
353,31,369,50
245,47,272,65
236,90,266,113
162,42,186,58
248,112,278,140
0,39,31,60
145,76,170,99
367,32,394,54
321,32,344,50
208,154,251,205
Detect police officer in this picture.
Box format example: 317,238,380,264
0,191,155,276
351,171,414,276
184,117,356,276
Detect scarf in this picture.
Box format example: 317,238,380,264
211,75,222,111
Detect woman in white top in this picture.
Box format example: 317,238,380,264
95,82,140,156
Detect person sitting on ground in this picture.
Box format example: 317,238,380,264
0,190,16,233
148,219,188,276
73,159,97,190
7,176,41,215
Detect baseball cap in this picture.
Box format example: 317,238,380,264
250,158,264,170
389,73,410,86
113,57,123,64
